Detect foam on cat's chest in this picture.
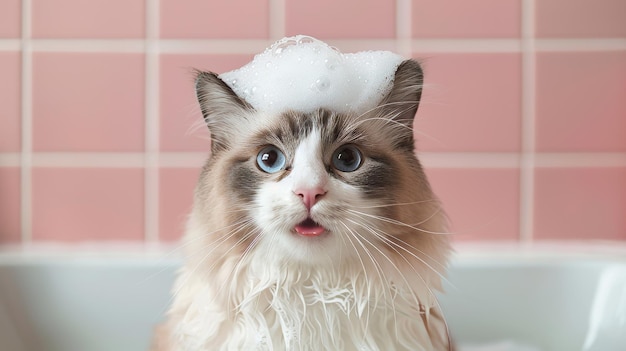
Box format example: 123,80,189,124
219,35,404,115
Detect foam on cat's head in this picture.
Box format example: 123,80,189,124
219,35,404,115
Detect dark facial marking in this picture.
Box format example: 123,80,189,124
353,157,397,199
228,160,261,202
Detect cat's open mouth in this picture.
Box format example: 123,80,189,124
294,217,326,237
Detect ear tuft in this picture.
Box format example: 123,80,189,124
195,70,253,152
381,59,424,126
376,60,424,149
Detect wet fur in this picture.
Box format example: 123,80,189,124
153,60,452,350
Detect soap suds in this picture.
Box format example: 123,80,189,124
219,35,404,115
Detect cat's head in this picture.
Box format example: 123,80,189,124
193,60,448,272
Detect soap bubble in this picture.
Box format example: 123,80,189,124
217,35,404,115
272,38,298,56
297,36,315,45
312,77,331,92
325,57,341,71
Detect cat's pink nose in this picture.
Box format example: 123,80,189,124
295,187,327,210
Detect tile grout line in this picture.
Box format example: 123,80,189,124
269,0,286,40
144,0,160,244
535,38,626,51
20,0,33,245
0,39,21,51
519,0,536,244
396,0,412,57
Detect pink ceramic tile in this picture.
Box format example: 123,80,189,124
0,168,21,243
286,0,395,39
0,52,21,152
425,168,520,241
160,54,252,151
160,0,269,39
534,168,626,240
536,0,626,37
536,52,626,152
415,53,522,152
33,53,144,152
32,0,144,38
159,168,200,241
32,168,144,242
412,0,521,38
0,0,21,38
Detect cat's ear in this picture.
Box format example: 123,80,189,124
377,59,424,149
195,71,254,152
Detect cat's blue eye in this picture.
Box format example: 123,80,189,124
332,145,362,172
256,146,286,173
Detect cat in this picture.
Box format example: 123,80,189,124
152,59,452,350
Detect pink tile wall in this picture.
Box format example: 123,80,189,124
416,53,522,152
32,0,145,38
536,51,626,152
32,168,144,242
412,0,521,38
160,0,270,39
0,0,21,38
32,53,145,152
1,1,625,245
536,0,626,38
159,168,200,241
427,168,520,241
534,168,626,240
0,52,21,152
286,0,396,39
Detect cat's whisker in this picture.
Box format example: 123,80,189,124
349,214,452,288
171,218,255,265
348,219,437,307
139,218,254,288
170,220,256,304
354,99,421,120
353,116,412,134
412,127,446,145
340,221,401,339
348,219,453,349
203,221,257,275
229,229,264,313
347,208,453,282
186,115,209,137
352,199,438,209
203,224,264,314
384,234,449,281
337,222,376,332
347,209,454,236
345,219,424,300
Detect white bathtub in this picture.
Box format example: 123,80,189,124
0,243,624,351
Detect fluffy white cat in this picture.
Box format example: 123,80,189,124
152,47,452,351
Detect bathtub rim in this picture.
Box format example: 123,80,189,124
0,240,625,266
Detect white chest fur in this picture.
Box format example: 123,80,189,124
171,252,439,351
